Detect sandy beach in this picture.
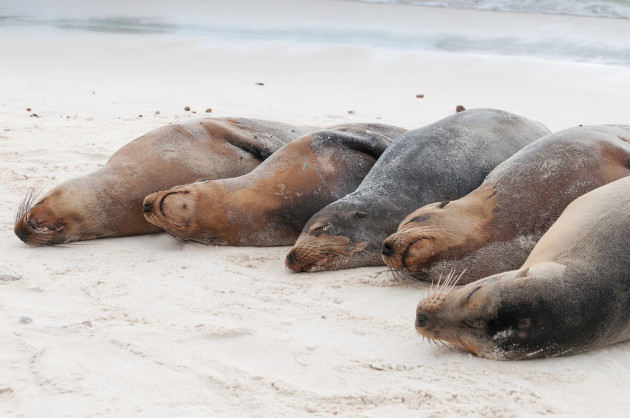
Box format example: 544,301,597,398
2,0,630,416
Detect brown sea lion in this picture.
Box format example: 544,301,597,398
414,176,630,360
142,124,406,246
14,118,313,245
285,108,550,272
382,125,630,284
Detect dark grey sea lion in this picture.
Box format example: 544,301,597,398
285,108,550,272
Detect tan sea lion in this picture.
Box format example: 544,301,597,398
382,125,630,284
414,176,630,360
285,109,550,272
14,118,313,245
142,124,406,246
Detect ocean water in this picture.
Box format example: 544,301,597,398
358,0,630,19
1,0,629,66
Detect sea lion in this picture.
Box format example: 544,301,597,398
142,124,406,246
414,176,630,360
382,125,630,284
285,108,550,272
14,118,313,245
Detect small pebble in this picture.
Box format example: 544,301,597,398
184,106,191,111
456,105,466,112
19,316,33,324
205,108,212,113
347,110,355,115
155,110,161,115
255,82,265,86
416,94,425,98
26,107,31,112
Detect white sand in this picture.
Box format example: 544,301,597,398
2,1,630,416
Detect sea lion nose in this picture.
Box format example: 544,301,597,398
143,203,153,213
285,251,294,265
381,241,394,256
415,312,429,328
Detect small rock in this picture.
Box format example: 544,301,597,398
30,113,39,118
456,105,466,112
255,82,265,86
184,106,191,111
347,110,355,115
155,110,161,115
138,114,143,118
26,107,31,112
416,94,425,98
19,316,33,324
205,108,212,113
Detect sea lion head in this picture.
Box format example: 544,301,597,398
142,180,228,245
285,199,383,272
381,185,496,280
415,263,567,360
14,179,106,246
414,270,500,357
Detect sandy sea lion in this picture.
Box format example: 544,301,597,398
14,118,313,245
414,176,630,360
382,125,630,284
285,108,550,272
142,124,406,246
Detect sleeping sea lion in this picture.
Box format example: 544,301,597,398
382,125,630,284
142,124,406,246
285,108,550,272
414,176,630,360
14,118,313,245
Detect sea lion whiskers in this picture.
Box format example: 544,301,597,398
15,178,47,224
385,266,408,281
427,269,466,301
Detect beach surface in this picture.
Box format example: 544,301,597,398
2,0,630,416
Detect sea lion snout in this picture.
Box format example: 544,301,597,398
285,251,298,270
381,241,394,256
143,189,195,228
415,312,429,329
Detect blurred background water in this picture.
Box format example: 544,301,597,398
359,0,630,19
1,0,629,65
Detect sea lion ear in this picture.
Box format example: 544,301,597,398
354,211,368,218
515,268,529,278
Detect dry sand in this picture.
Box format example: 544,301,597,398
2,1,630,416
